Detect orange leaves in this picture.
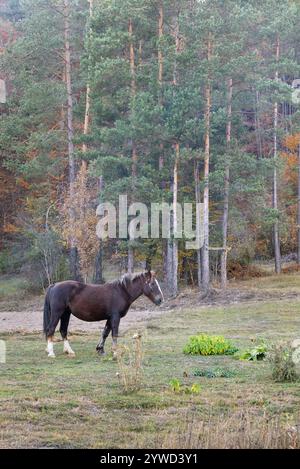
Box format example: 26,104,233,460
283,133,300,152
3,222,20,234
281,133,300,185
281,151,297,185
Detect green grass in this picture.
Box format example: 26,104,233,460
0,275,43,312
0,276,30,299
1,296,300,448
243,272,300,291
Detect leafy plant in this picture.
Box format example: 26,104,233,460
193,368,237,378
169,379,201,395
169,378,181,393
269,342,298,383
189,383,201,394
183,334,238,356
239,341,268,361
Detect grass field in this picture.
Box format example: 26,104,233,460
1,284,300,448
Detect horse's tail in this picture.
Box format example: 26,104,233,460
43,284,54,336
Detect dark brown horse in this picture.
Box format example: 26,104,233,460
43,271,164,358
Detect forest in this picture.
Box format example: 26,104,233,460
1,0,300,296
3,0,300,452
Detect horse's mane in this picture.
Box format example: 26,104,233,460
108,272,146,290
120,272,146,286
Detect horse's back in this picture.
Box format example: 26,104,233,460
48,280,126,321
49,280,86,307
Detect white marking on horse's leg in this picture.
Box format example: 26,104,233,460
155,279,164,302
63,339,75,356
47,337,55,358
112,337,118,359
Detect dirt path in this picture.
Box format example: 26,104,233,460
0,296,167,335
0,308,169,335
1,286,300,335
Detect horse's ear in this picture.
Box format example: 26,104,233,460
144,270,151,282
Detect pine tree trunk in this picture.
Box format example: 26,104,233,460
157,2,167,283
158,2,163,87
81,0,93,166
64,0,75,191
167,12,180,297
220,78,232,289
172,142,179,296
158,2,164,171
273,35,281,274
128,17,136,274
202,35,212,291
255,90,263,159
166,234,174,295
94,243,104,284
297,141,300,265
94,175,104,284
76,0,92,283
194,159,202,287
64,0,78,280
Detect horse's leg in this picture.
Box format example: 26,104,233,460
46,337,55,358
111,314,120,359
96,320,111,355
60,310,75,356
45,307,64,358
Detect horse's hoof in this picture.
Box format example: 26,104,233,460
97,349,105,356
48,353,56,358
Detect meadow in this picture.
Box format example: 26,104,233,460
1,274,300,448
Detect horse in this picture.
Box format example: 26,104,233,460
43,270,164,358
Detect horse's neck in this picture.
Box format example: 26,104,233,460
127,279,143,304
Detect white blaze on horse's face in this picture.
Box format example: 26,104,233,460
155,279,164,303
143,273,164,305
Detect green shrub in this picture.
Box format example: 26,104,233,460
239,341,268,361
0,276,30,299
0,248,23,274
183,334,238,356
269,343,298,383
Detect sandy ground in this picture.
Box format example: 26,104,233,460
1,285,300,335
0,295,168,335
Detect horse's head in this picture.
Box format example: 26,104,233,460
141,271,164,306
